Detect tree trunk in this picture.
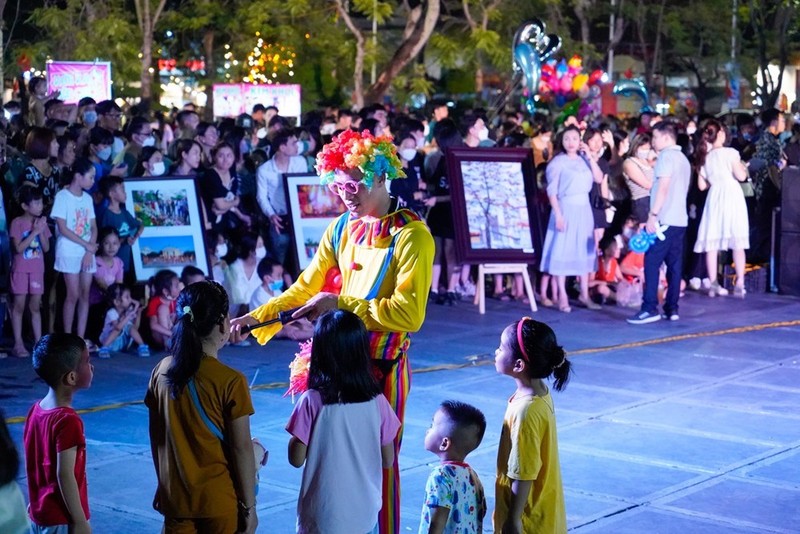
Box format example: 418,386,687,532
334,0,365,108
574,0,593,55
141,25,153,101
364,0,440,104
203,29,215,120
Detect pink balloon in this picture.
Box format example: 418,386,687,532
560,76,573,94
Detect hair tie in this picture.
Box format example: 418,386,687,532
182,305,194,322
553,356,567,369
516,317,531,362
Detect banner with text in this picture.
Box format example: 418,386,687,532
212,84,301,118
46,61,112,104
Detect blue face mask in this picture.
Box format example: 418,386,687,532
268,280,283,292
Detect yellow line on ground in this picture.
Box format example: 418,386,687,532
6,319,798,425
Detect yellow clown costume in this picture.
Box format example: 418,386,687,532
248,130,434,534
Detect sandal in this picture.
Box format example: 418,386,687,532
733,285,746,299
493,291,513,302
558,298,572,313
579,298,602,310
540,297,555,308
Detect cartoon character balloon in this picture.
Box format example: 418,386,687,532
512,19,562,113
612,78,654,113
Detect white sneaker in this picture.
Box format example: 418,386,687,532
459,280,477,297
689,277,701,291
701,278,712,290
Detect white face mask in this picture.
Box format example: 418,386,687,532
256,127,268,139
255,246,267,260
636,149,650,160
478,128,489,141
686,125,697,135
320,124,336,136
399,148,417,162
423,123,430,137
97,146,112,161
151,161,165,176
142,135,156,147
216,243,228,258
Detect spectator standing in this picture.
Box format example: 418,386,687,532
628,122,691,324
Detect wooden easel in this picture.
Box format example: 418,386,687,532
473,264,537,314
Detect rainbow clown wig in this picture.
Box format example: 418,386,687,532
315,129,406,189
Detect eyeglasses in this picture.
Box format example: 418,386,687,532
328,180,366,195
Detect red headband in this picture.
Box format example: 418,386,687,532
516,317,532,362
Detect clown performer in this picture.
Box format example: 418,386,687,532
231,129,434,534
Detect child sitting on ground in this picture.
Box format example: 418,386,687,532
9,185,51,358
145,269,180,349
419,400,487,533
589,236,624,304
180,265,206,286
99,283,148,357
24,334,93,533
249,257,313,340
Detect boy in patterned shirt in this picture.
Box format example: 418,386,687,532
419,400,487,534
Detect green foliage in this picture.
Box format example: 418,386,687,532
22,0,140,93
351,0,396,24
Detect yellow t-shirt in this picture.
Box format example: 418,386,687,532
145,355,254,518
494,391,566,534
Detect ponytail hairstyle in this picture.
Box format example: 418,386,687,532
307,310,381,404
166,280,229,398
69,157,94,184
510,318,571,391
694,119,723,173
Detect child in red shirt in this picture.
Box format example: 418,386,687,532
24,334,94,534
146,270,180,349
589,236,623,303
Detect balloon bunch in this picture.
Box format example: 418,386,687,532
512,18,562,114
628,224,669,253
540,55,605,107
612,78,653,113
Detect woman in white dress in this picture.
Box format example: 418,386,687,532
693,119,750,297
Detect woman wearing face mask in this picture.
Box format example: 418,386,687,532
622,133,655,227
132,147,166,177
118,116,157,175
389,132,425,216
223,232,268,320
201,142,252,232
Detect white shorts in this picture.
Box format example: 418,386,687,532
55,255,97,274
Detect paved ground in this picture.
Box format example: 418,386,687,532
3,288,800,533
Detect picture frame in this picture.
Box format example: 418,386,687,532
283,172,346,271
445,147,545,264
126,176,212,282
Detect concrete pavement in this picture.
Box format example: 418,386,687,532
3,288,800,532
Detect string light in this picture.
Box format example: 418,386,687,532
243,37,297,84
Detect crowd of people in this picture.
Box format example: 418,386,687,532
0,72,795,534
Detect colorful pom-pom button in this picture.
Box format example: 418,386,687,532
350,262,361,271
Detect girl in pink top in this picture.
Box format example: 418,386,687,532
90,227,124,305
286,310,401,534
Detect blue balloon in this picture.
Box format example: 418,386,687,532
629,230,657,253
612,78,653,113
513,42,541,101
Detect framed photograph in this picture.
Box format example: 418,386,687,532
446,147,546,264
283,173,346,270
126,176,212,282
